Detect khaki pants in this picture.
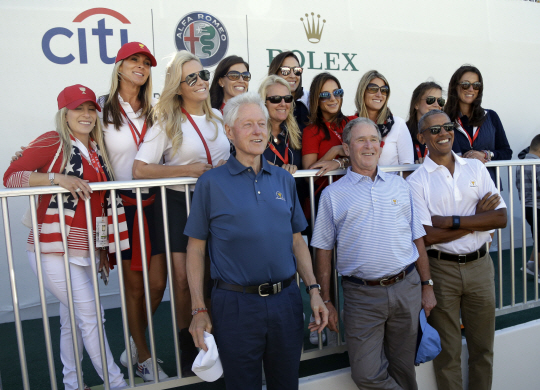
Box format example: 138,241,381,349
428,253,495,390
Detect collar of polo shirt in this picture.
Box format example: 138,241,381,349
347,166,386,183
226,154,272,176
423,151,467,173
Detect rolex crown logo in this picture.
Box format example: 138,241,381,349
300,12,326,44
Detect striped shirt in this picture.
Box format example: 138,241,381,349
516,153,540,208
311,167,425,280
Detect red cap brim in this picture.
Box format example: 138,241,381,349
65,98,102,112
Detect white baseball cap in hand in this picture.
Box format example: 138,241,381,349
191,331,223,382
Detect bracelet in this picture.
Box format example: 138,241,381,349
323,300,331,303
341,157,350,167
191,307,208,316
332,158,343,168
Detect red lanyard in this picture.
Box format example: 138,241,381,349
120,105,147,149
457,117,481,147
329,123,343,142
415,144,428,160
87,143,108,207
268,141,289,164
181,107,213,165
219,102,226,114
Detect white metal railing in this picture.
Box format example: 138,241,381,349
2,160,540,389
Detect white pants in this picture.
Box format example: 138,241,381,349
27,251,127,390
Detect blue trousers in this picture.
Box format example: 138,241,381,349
212,282,304,390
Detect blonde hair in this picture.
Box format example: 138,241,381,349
258,75,301,150
152,51,222,156
354,70,391,125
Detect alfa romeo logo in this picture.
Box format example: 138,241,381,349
174,12,229,67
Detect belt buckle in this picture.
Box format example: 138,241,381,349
379,277,391,286
258,283,270,296
458,254,467,264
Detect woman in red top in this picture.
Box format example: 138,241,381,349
3,85,128,390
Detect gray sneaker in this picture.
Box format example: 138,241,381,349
137,358,169,382
120,336,138,367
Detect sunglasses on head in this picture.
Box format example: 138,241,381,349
266,95,294,104
459,81,482,90
420,122,456,135
180,70,211,87
319,89,344,101
366,84,390,95
279,66,303,76
425,96,446,107
224,71,251,81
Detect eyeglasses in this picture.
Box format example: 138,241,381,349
459,81,482,90
420,122,456,135
319,89,344,101
366,84,390,95
424,96,446,107
180,70,211,87
266,95,294,104
279,66,303,76
224,71,251,81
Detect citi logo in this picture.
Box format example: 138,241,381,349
42,8,130,65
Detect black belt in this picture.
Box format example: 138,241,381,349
343,263,416,287
215,275,295,296
427,248,486,264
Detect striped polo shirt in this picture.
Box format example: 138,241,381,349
311,167,425,280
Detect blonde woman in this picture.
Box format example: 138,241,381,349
3,85,128,390
133,50,230,376
259,75,302,174
354,70,413,166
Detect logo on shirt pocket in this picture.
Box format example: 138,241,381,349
391,198,399,206
276,191,286,201
470,180,478,187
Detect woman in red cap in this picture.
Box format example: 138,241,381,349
3,85,129,390
99,41,169,381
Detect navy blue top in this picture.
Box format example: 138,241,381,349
184,154,308,286
263,123,303,168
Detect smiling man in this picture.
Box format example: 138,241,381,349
312,117,435,389
184,92,328,390
407,109,507,390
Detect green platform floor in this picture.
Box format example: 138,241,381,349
2,247,540,389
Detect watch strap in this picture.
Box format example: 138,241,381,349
451,215,460,229
305,284,321,294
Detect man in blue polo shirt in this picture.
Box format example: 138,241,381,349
184,92,328,390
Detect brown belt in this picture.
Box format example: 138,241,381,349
343,263,416,287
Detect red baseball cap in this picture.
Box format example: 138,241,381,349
57,84,101,112
115,42,157,67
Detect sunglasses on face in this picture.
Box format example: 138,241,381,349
420,122,456,135
366,84,390,95
319,89,344,101
459,81,482,90
180,70,211,87
266,95,294,104
425,96,446,107
224,71,251,81
279,66,303,76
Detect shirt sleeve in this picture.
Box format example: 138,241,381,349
489,110,513,161
288,175,308,233
406,172,434,227
310,189,336,250
478,161,507,210
395,119,414,165
407,183,426,240
135,124,170,164
302,125,322,156
183,175,211,240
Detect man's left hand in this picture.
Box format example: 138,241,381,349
307,292,328,334
422,286,437,317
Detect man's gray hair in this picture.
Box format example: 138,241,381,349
342,117,381,145
223,91,269,127
418,109,450,133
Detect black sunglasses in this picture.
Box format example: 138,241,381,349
266,95,294,104
366,84,390,95
319,89,344,101
459,81,482,90
224,71,251,81
420,122,456,135
180,70,211,87
279,66,303,76
424,96,446,107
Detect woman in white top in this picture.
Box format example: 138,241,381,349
133,51,230,376
354,70,413,166
98,42,168,381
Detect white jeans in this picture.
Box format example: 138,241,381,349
27,251,127,390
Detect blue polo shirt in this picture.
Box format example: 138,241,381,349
184,154,308,286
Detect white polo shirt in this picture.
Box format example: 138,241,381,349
378,116,414,166
406,152,506,255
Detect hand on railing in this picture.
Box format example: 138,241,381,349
281,164,298,175
475,192,501,214
463,150,488,164
214,159,228,168
190,312,212,352
187,162,213,178
309,159,341,177
55,174,92,201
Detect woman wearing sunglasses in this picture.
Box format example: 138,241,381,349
268,51,310,132
133,51,230,376
405,81,461,164
354,70,413,166
445,65,512,183
210,55,250,113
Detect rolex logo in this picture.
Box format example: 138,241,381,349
300,12,326,44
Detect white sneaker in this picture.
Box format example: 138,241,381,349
309,314,326,345
326,328,338,346
137,357,169,382
120,336,138,367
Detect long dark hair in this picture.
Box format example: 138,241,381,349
406,81,443,142
308,72,348,141
444,64,485,127
268,51,304,101
209,55,249,109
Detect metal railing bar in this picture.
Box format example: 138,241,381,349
508,166,515,306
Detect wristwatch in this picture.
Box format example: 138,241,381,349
49,172,56,186
306,284,321,294
451,215,460,229
421,279,434,286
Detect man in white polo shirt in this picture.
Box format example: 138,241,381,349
312,117,436,389
407,109,507,390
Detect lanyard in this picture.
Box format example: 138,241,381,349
268,141,289,164
329,123,343,142
87,144,108,209
120,105,148,149
415,144,428,160
181,107,213,165
457,117,481,147
219,102,226,114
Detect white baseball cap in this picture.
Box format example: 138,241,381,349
191,331,223,382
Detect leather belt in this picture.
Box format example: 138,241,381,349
215,275,295,296
427,248,486,264
343,263,416,287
